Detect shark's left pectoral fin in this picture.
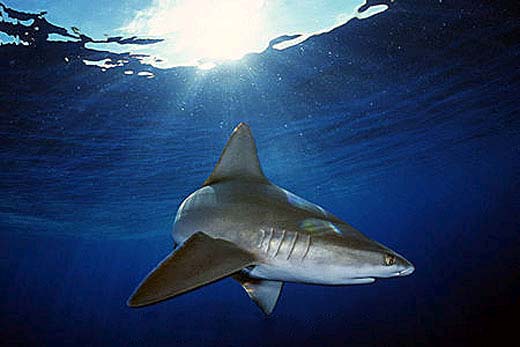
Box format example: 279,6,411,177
233,272,284,315
128,232,257,308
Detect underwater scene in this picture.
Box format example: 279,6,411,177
1,0,518,346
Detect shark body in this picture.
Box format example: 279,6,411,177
128,123,414,314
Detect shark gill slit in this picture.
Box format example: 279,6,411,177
265,227,274,254
301,234,311,261
257,228,266,248
273,229,286,258
286,231,298,260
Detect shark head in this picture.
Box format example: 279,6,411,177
335,241,416,281
295,218,415,284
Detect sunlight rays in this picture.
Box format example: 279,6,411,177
123,0,269,68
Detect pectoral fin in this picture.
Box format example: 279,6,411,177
233,272,284,315
128,232,257,307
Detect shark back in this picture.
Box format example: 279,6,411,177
203,122,269,186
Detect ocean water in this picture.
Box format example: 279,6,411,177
1,1,519,346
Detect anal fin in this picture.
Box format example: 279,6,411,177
233,272,283,315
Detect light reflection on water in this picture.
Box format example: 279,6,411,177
0,1,389,69
118,0,389,68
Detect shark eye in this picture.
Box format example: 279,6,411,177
384,254,396,266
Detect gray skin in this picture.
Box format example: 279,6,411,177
172,128,414,286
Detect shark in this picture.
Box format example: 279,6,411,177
128,123,414,315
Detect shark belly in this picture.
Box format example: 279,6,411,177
247,262,376,285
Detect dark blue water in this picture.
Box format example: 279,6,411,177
1,1,519,346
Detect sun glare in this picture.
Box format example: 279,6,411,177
120,1,389,69
125,0,269,67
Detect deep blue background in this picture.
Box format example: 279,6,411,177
1,1,519,346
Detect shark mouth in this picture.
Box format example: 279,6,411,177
348,277,376,284
397,267,415,276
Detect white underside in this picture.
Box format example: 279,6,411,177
247,263,376,285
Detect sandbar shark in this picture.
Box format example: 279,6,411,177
128,123,414,315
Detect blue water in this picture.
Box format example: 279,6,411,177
1,1,519,346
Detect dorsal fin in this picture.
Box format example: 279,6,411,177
203,123,268,186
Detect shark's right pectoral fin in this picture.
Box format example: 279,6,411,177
233,272,284,315
128,232,257,308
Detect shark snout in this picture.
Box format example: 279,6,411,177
391,255,414,277
396,257,415,276
374,250,414,278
